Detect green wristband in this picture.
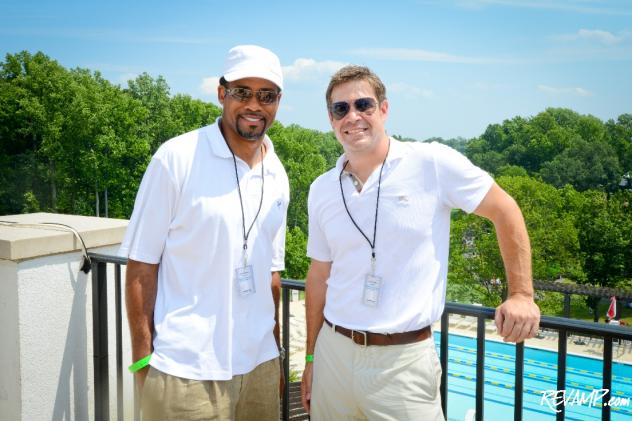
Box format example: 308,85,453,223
305,354,314,363
128,355,151,373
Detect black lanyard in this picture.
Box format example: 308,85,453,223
338,140,391,265
224,138,265,258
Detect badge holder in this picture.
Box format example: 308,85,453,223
235,250,256,296
362,257,382,307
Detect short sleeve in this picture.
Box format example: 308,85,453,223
306,181,332,262
432,143,494,213
270,178,289,272
118,156,179,264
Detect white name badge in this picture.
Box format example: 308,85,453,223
235,265,256,296
363,274,382,307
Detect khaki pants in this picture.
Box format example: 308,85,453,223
311,324,444,421
142,358,280,421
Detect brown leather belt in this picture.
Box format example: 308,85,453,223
325,318,432,346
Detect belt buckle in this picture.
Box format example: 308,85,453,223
351,330,368,346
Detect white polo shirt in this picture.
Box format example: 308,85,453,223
119,121,289,380
307,139,493,333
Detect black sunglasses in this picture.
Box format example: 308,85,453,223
329,97,377,120
224,87,280,105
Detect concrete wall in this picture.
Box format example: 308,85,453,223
17,251,94,421
0,259,20,421
0,213,131,421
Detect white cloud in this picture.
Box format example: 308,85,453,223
537,85,592,97
350,48,494,64
118,73,139,85
389,82,434,99
282,58,347,81
556,29,626,45
200,76,220,95
452,0,632,15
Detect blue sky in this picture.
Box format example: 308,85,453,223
2,0,631,140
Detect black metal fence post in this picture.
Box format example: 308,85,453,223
440,310,449,420
514,342,524,421
91,260,109,421
556,329,567,421
602,336,613,421
475,316,485,421
282,287,290,421
114,264,123,421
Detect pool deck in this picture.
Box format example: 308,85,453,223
441,313,632,364
285,300,632,375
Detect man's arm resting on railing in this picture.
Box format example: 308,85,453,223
301,258,331,413
125,258,159,391
474,182,540,343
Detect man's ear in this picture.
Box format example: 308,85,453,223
380,98,389,118
218,85,225,105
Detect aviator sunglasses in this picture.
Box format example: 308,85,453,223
329,97,377,120
223,86,280,105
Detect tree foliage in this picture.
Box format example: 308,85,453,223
466,108,631,191
0,51,220,217
2,51,631,301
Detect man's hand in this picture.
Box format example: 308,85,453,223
300,363,313,413
135,366,150,395
495,293,540,343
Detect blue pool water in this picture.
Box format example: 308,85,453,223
435,332,632,421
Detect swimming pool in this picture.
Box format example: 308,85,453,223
435,332,632,420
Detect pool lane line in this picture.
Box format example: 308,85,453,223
445,343,632,385
449,359,630,397
447,372,632,416
447,385,629,419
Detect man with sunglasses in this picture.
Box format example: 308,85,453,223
120,45,289,420
301,65,540,420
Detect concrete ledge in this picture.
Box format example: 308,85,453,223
0,213,128,261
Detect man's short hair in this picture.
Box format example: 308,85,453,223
325,65,386,107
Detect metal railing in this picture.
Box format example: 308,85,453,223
89,252,632,421
440,303,632,421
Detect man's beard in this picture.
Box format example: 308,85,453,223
236,116,268,141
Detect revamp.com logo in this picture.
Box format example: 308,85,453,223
540,389,631,412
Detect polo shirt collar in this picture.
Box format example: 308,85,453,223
331,136,405,180
207,119,275,164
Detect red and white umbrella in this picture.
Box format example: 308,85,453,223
607,296,617,320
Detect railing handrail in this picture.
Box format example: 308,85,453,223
445,302,632,340
90,252,632,335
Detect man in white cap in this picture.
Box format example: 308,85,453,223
121,45,289,420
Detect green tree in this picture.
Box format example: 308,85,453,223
270,123,338,232
127,73,178,153
284,226,310,280
448,176,584,308
539,139,622,191
605,114,632,174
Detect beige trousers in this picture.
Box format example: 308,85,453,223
311,324,445,421
141,357,280,421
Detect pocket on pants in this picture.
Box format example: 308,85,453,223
403,342,442,402
428,347,443,400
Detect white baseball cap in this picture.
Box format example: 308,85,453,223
222,45,283,90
